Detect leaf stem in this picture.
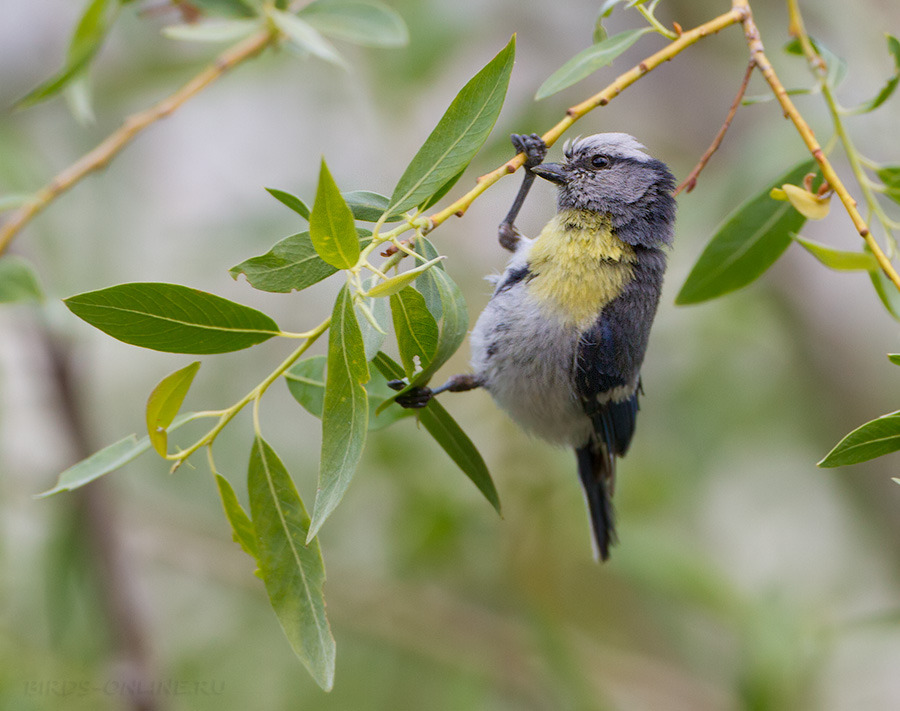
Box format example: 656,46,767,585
0,28,276,257
635,3,678,40
737,0,900,291
168,316,330,468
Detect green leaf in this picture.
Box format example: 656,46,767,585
184,0,259,18
888,354,900,366
163,18,262,42
36,434,148,498
845,35,900,114
308,287,370,541
269,9,346,67
784,37,847,90
229,230,370,293
598,0,627,17
413,236,445,320
819,411,900,467
309,159,361,270
35,414,195,498
247,436,334,691
299,0,408,48
676,161,815,305
145,361,201,456
372,352,500,513
412,266,468,386
355,274,389,359
214,473,259,560
0,256,44,304
266,188,311,219
285,355,413,430
390,287,439,378
876,166,900,206
378,265,468,412
869,266,900,321
419,166,467,212
365,256,446,298
343,190,402,222
535,28,653,100
64,282,281,354
388,36,515,215
16,0,117,108
791,235,879,271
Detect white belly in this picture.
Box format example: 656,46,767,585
470,282,592,447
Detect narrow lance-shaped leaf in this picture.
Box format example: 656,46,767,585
390,287,439,378
266,187,311,219
365,256,446,298
230,230,370,294
269,9,346,67
248,436,335,691
888,354,900,367
819,411,900,467
876,166,900,206
343,190,403,223
35,414,197,498
307,286,370,541
377,263,469,412
146,361,201,456
285,355,414,430
162,18,263,43
845,35,900,115
16,0,117,108
64,282,281,354
215,473,259,560
299,0,409,48
791,235,879,272
869,265,900,322
535,28,653,100
388,36,515,214
356,274,389,359
309,159,361,270
372,352,500,513
676,160,816,305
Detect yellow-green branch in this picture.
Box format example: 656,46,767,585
0,28,275,257
426,5,748,230
735,0,900,291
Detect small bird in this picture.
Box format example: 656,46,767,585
393,133,676,560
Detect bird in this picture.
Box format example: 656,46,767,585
392,132,676,560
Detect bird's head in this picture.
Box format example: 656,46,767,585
531,133,676,247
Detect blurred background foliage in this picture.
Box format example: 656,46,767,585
2,0,900,709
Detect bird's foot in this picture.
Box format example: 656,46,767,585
387,380,433,409
511,133,548,170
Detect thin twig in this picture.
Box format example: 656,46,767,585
0,28,274,257
733,0,900,292
674,59,755,197
426,6,748,231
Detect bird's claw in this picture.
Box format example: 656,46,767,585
387,379,433,409
511,133,548,170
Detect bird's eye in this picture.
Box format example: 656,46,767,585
591,155,611,169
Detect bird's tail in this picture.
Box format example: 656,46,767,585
575,443,617,561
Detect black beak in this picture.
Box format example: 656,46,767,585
530,162,568,185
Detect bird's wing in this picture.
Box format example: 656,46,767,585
574,317,640,457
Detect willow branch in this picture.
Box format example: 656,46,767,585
675,59,755,197
426,6,748,230
734,0,900,291
0,28,275,257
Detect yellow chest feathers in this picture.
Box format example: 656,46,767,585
527,209,636,329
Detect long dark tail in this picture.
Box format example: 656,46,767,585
575,443,617,561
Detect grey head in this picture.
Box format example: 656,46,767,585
531,133,676,248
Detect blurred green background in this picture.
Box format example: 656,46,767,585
2,1,900,709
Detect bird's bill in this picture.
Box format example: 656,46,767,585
530,163,568,185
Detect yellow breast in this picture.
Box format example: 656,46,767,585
527,208,636,329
